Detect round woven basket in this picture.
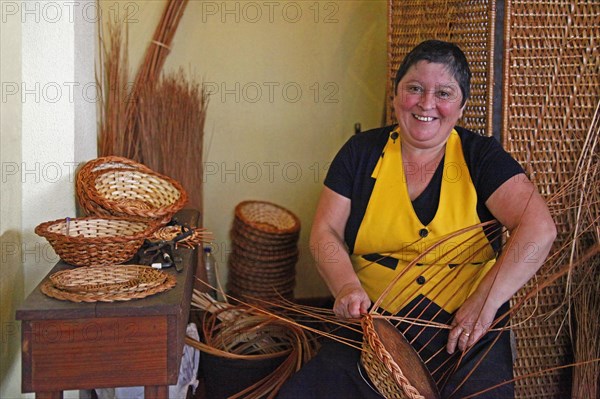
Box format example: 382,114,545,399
76,157,188,224
41,265,175,302
35,217,159,267
76,156,152,216
235,200,301,236
360,315,440,399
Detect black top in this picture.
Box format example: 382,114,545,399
324,125,525,253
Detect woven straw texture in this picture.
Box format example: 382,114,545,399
35,217,159,267
150,225,211,249
502,2,600,398
227,201,300,303
77,156,188,224
41,265,175,302
387,0,496,136
76,156,151,214
361,315,429,399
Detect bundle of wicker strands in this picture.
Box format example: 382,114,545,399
227,201,301,302
188,291,317,399
76,156,188,224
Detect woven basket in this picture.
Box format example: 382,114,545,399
76,156,188,223
35,217,159,267
227,201,300,303
41,265,176,302
76,156,152,215
79,165,188,223
360,315,440,399
235,200,301,236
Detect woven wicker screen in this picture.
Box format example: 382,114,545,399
386,0,496,136
502,2,599,398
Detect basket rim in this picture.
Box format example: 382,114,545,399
234,200,301,235
78,155,152,174
82,167,188,219
76,156,152,216
34,216,160,244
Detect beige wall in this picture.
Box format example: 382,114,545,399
117,0,388,297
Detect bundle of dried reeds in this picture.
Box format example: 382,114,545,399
97,0,190,160
137,71,207,213
124,0,190,160
97,0,205,211
571,271,600,398
97,21,130,157
566,100,600,398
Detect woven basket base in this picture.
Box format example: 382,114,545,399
41,265,176,302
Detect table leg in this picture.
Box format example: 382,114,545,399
145,385,169,399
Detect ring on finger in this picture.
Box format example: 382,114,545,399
461,331,471,337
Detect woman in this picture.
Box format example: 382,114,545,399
278,40,556,398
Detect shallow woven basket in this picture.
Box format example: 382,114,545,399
360,315,440,399
80,165,188,223
41,265,176,302
35,217,159,267
235,200,301,236
76,156,152,215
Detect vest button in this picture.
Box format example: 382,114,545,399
419,228,429,238
416,276,426,285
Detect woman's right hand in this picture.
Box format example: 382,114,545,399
333,283,371,319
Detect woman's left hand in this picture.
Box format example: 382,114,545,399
446,293,499,354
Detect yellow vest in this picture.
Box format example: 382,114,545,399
351,128,496,314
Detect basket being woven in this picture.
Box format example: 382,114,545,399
361,315,440,399
35,217,159,267
77,157,188,223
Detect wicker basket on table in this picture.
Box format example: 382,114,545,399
227,201,301,302
360,314,440,399
76,156,151,214
76,156,188,224
40,264,177,303
35,216,160,267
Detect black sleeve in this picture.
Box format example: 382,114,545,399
323,136,357,199
458,127,525,203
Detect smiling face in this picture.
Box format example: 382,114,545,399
393,61,465,151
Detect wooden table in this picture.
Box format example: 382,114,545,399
16,209,199,399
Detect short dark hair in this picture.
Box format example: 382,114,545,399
394,40,471,107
